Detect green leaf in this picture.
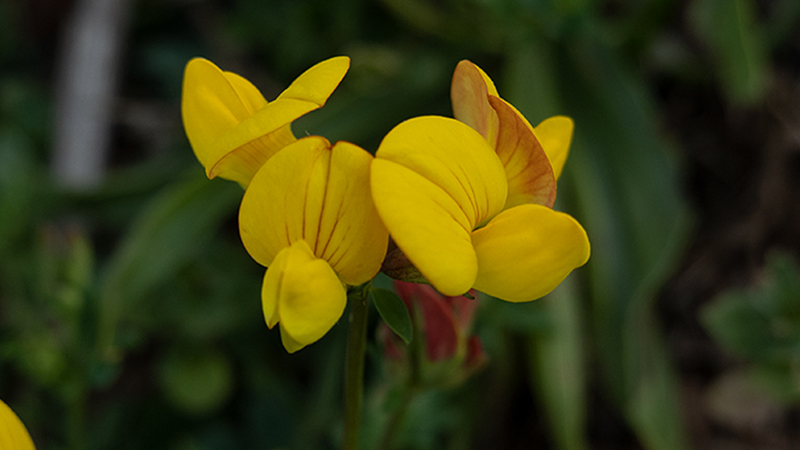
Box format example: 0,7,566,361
554,30,690,450
97,174,240,357
689,0,767,104
371,287,413,344
702,252,800,364
528,278,588,450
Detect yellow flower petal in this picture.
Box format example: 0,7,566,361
472,204,590,302
239,137,387,285
451,60,500,148
315,141,388,285
264,240,346,353
375,116,507,228
0,399,35,450
182,58,261,172
239,136,330,266
372,116,508,295
371,159,478,296
261,245,291,329
182,57,350,186
223,71,267,114
278,56,351,105
280,327,306,354
534,116,574,180
489,96,556,209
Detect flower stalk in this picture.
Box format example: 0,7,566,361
343,282,371,450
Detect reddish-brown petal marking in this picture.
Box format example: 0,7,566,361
489,96,556,210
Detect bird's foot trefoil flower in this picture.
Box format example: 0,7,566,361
182,56,350,186
238,136,388,352
371,61,590,302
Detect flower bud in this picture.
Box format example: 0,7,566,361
381,281,487,387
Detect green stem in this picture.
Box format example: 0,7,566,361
343,284,371,450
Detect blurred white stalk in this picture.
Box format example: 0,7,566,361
53,0,130,190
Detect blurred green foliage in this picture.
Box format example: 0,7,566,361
703,252,800,402
1,0,799,449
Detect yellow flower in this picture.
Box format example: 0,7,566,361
1,399,35,450
181,56,350,186
371,62,590,302
239,136,388,352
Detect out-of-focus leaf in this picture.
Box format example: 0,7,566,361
689,0,767,104
0,127,38,255
528,277,588,450
702,291,787,360
558,30,690,450
372,288,413,345
97,174,240,358
702,252,800,364
505,30,690,450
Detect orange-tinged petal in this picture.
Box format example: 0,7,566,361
262,240,346,353
1,399,35,450
451,60,500,148
371,159,478,296
375,116,507,228
489,96,556,209
472,62,499,97
472,204,590,302
315,141,388,285
491,99,574,182
534,116,574,180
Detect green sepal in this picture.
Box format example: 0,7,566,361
371,287,413,345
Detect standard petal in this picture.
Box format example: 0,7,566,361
278,56,351,106
0,399,35,450
276,240,347,353
314,141,388,285
534,116,574,180
451,60,500,148
189,57,350,186
182,58,258,171
239,136,331,267
489,96,556,209
205,98,322,184
371,159,477,296
223,71,267,115
472,204,590,302
375,116,507,228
